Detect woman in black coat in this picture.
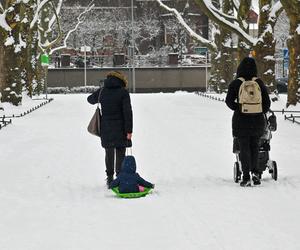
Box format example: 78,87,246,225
87,71,133,186
225,57,271,187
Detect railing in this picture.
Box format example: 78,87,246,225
0,117,12,130
284,114,300,125
50,53,210,69
197,93,300,126
273,109,300,125
0,98,53,131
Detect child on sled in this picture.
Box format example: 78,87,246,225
109,155,154,193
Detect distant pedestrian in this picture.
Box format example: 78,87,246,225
87,71,133,187
225,57,271,187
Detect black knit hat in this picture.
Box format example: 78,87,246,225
236,57,258,80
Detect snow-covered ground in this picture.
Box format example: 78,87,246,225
0,92,300,250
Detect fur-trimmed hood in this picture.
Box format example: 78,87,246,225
106,71,128,87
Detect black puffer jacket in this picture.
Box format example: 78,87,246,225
87,76,133,148
225,78,271,137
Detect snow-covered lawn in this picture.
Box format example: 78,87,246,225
0,93,299,250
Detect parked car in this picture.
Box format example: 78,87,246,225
276,77,288,93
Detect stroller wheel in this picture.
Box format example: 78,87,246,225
271,161,278,181
234,162,241,183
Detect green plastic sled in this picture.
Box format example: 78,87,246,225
111,187,152,198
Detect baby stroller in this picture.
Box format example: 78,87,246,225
233,110,278,183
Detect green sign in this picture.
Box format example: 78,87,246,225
41,54,49,67
194,47,208,55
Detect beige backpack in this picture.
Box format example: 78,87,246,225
238,77,262,114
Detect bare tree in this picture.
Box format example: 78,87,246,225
0,0,61,104
156,0,283,94
0,0,94,104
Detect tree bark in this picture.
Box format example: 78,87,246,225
253,0,277,91
280,1,300,106
208,0,235,92
286,16,300,106
236,0,251,61
0,39,5,100
1,1,23,105
23,2,35,97
219,0,235,91
0,1,8,101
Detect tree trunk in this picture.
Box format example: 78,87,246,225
208,0,235,93
23,2,35,97
208,1,223,92
33,2,51,96
0,40,5,100
209,45,222,92
237,0,251,61
286,15,300,106
1,1,23,105
280,1,300,106
2,47,22,105
218,0,235,91
0,2,8,101
253,0,276,91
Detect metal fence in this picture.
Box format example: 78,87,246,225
49,53,209,69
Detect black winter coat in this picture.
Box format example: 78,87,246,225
225,78,271,137
109,156,154,193
87,76,133,148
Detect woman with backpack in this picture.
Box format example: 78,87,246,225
225,57,271,187
87,71,133,187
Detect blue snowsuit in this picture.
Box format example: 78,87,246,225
109,156,154,193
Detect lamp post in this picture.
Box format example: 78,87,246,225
81,43,91,90
131,0,136,93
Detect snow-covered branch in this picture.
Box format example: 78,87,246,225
270,1,283,19
156,0,217,51
38,0,63,51
49,1,95,55
256,1,283,44
30,0,53,29
198,0,257,44
0,2,4,13
231,0,239,12
209,2,238,23
49,0,63,29
157,0,257,47
0,9,11,31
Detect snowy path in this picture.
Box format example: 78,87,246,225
0,93,300,250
